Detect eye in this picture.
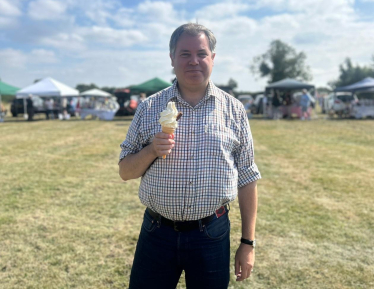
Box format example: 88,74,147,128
181,53,190,57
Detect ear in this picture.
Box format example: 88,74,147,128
170,53,174,67
211,53,216,66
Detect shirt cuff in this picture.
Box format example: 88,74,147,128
237,163,262,188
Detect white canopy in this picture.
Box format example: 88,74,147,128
16,77,79,98
81,88,113,97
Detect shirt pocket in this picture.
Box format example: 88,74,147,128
203,123,238,156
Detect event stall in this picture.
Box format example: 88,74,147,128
265,78,315,93
16,77,79,119
264,78,315,119
129,77,172,94
79,88,119,120
334,77,374,118
0,80,20,122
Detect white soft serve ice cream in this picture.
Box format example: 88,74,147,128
159,102,178,129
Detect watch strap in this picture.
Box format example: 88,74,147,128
241,238,256,247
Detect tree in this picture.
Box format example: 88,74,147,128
316,87,332,94
227,78,238,90
251,40,312,83
101,87,117,95
329,58,374,89
75,83,98,93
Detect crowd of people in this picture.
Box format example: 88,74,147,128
262,89,315,120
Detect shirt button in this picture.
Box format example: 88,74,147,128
189,181,193,185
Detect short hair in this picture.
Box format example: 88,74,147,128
169,23,216,57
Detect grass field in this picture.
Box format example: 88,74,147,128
1,113,373,288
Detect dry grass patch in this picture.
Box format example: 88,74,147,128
0,116,373,288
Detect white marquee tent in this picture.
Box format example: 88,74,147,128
81,88,113,97
16,77,79,98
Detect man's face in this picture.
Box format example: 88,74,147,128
170,32,215,89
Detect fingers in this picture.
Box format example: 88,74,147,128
155,132,174,139
236,264,253,282
153,132,175,157
235,259,240,277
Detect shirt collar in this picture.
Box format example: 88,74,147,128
166,79,222,105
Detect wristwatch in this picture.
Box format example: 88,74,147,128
241,238,256,248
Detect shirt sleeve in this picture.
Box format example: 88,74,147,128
118,102,147,163
234,106,261,188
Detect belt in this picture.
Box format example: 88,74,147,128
146,205,228,232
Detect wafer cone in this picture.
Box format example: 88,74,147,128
161,126,176,159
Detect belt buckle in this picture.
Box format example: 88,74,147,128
173,222,179,232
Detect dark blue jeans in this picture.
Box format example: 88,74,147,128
129,209,231,289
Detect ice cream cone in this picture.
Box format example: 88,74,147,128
161,126,176,159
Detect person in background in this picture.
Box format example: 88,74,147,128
138,93,146,105
272,91,282,120
26,95,34,121
44,98,53,120
262,94,268,118
0,102,6,122
300,89,311,120
283,91,292,119
61,97,67,118
119,23,261,289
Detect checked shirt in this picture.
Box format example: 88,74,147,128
119,80,261,221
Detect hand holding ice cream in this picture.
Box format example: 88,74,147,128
159,102,182,159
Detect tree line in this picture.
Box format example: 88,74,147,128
250,39,374,89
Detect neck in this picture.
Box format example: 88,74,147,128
178,81,209,107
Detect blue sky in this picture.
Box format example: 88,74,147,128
1,0,374,91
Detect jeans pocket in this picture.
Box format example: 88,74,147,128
142,210,158,233
203,215,230,240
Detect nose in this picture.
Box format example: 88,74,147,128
189,55,199,65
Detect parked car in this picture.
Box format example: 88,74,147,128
325,93,357,118
351,94,374,119
238,95,253,109
10,96,45,117
251,94,264,114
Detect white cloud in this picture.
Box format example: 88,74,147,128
137,1,179,23
0,0,21,16
1,0,374,91
28,0,67,20
66,0,120,24
39,33,85,51
195,2,250,20
30,49,59,63
255,0,355,14
0,48,27,68
0,16,17,27
80,26,148,47
111,7,135,27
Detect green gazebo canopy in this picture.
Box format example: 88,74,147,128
0,80,20,96
130,77,172,93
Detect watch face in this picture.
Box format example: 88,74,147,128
252,240,256,248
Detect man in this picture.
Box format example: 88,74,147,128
119,23,261,289
272,91,282,120
44,98,53,120
300,89,311,120
26,95,34,121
